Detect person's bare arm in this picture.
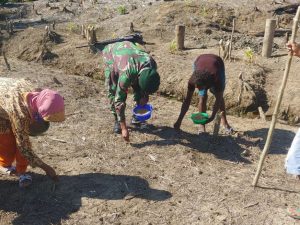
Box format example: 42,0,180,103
10,112,58,181
205,91,223,124
174,88,194,130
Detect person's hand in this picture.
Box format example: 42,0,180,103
121,127,130,142
173,120,181,130
40,163,58,182
286,41,300,57
120,121,129,142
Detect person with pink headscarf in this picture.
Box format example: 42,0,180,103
0,78,65,188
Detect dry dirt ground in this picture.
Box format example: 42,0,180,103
0,0,300,225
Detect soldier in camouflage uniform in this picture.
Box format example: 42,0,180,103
102,41,160,141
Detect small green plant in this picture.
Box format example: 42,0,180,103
199,6,208,17
66,22,77,32
117,5,126,15
111,32,117,39
244,47,254,63
184,0,192,7
169,40,177,54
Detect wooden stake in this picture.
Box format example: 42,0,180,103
237,72,243,105
45,25,50,35
2,49,11,71
258,106,267,122
262,19,277,58
252,6,300,187
285,32,290,44
219,39,224,57
5,18,7,30
130,22,134,32
223,40,230,60
175,25,185,50
87,26,97,44
81,24,85,38
228,19,235,61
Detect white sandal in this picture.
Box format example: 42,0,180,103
223,126,236,135
0,166,16,176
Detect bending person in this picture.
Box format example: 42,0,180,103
0,78,65,188
285,41,300,219
174,54,233,134
102,41,160,142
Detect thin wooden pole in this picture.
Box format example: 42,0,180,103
175,25,185,50
228,19,235,61
262,19,277,58
258,106,267,122
252,6,300,187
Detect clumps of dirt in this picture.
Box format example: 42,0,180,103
47,30,63,44
224,65,268,116
6,28,61,63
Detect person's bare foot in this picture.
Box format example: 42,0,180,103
0,166,16,176
223,125,236,135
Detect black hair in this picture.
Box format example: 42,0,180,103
29,120,50,136
191,70,214,87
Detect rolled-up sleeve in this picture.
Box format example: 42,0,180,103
114,72,131,122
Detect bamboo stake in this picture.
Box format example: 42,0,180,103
2,49,10,71
258,106,267,122
252,6,300,187
228,19,235,61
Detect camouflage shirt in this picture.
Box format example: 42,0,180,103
0,78,44,167
102,41,157,122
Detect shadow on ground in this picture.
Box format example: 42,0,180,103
130,125,252,164
244,128,296,154
0,172,171,225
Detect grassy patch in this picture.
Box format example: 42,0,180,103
169,40,177,54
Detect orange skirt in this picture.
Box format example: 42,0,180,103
0,131,28,174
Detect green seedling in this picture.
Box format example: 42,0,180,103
117,5,126,15
169,40,177,54
199,6,208,17
66,22,78,32
244,47,254,63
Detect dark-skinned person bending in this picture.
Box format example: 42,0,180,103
174,54,233,134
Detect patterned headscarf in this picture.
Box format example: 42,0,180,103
26,89,65,122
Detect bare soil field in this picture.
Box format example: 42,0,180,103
0,0,300,224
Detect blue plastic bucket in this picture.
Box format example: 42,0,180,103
132,104,153,122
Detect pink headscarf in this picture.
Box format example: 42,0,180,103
26,89,65,122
